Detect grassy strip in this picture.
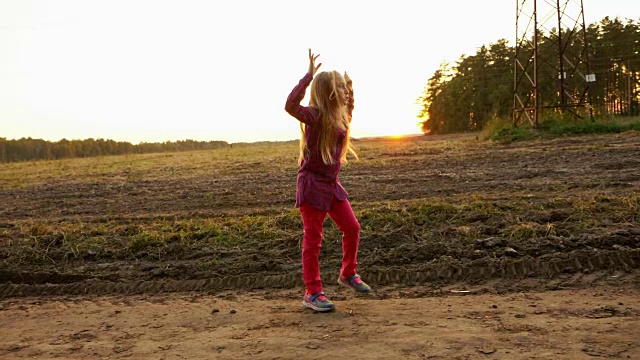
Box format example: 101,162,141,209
2,194,637,269
482,116,640,143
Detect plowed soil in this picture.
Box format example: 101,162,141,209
1,132,639,359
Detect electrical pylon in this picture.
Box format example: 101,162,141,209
513,0,594,127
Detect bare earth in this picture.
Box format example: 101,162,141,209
1,132,640,359
1,274,639,360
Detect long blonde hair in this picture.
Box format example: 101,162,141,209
344,72,354,120
299,70,358,165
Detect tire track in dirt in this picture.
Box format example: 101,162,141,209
1,249,637,298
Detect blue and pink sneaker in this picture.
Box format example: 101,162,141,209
302,291,335,312
338,274,371,294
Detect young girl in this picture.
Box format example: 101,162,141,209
285,49,370,312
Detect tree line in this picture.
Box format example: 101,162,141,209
417,16,640,134
0,137,229,163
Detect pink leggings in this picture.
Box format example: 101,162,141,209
299,198,360,295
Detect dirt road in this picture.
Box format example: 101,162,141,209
2,274,639,360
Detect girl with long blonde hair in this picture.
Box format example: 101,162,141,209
285,49,370,312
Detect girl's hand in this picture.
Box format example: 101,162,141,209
308,48,321,77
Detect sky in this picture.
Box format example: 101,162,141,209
1,0,638,144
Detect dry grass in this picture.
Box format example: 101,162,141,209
0,132,638,281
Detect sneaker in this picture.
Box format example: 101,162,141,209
302,291,335,312
338,274,371,294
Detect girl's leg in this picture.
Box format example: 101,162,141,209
299,203,328,295
328,198,361,278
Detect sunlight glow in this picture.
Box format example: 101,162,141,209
0,0,635,144
388,135,408,140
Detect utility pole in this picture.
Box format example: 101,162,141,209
513,0,539,127
513,0,594,127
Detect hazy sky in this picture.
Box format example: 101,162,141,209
1,1,638,143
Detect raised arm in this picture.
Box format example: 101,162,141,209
284,49,322,125
284,73,316,125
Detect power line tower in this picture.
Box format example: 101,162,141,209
513,0,595,127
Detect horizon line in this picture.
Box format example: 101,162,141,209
1,132,427,145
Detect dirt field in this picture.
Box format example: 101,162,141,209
1,278,638,359
1,131,639,359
